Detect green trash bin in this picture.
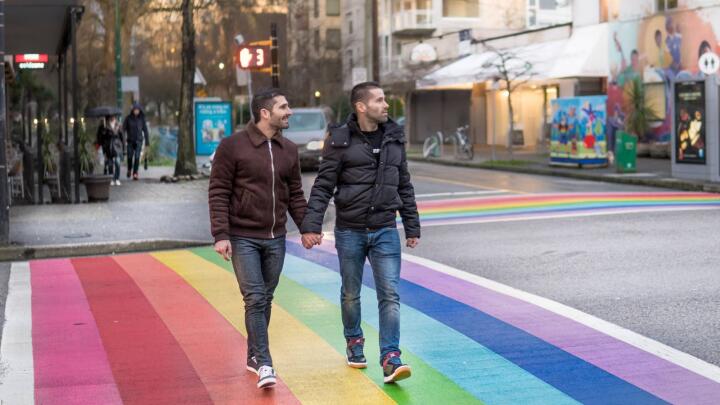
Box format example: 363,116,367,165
615,131,637,173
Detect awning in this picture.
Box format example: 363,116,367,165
6,0,80,55
417,23,609,89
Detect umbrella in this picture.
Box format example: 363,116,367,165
84,106,123,118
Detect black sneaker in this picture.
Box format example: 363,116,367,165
346,337,367,368
382,352,411,383
247,355,259,375
257,365,277,389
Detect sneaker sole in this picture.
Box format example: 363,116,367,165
384,365,412,383
246,366,259,375
347,360,367,369
257,377,276,389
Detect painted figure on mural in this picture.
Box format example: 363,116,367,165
614,32,642,88
665,17,682,77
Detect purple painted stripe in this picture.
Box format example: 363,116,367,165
400,259,720,404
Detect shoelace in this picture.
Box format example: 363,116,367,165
258,366,274,379
348,338,365,357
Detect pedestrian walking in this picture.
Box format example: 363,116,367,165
209,88,307,389
96,115,124,186
122,102,149,181
300,81,421,383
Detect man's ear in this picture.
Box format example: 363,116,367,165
355,102,366,114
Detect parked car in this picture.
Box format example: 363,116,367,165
284,107,333,170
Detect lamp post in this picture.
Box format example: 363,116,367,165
115,0,122,109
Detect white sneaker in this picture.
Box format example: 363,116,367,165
110,180,116,186
257,365,276,389
115,180,122,186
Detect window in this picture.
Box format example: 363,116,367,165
656,0,678,12
347,49,354,68
443,0,479,18
347,12,353,35
326,29,341,50
645,83,666,120
314,0,319,18
314,29,320,50
327,0,340,16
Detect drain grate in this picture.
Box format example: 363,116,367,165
63,233,92,239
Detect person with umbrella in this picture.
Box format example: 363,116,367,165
95,114,124,186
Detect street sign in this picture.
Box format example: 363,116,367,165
698,52,719,75
15,53,48,69
236,45,270,70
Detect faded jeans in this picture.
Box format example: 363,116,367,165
334,227,402,363
230,235,286,367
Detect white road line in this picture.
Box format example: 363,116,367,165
401,253,720,384
412,174,528,194
415,190,511,198
0,262,35,404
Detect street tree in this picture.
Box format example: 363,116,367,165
482,46,534,161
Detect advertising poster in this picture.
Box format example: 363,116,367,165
550,95,608,166
195,101,232,156
674,80,706,164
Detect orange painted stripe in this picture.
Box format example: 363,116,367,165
113,254,299,405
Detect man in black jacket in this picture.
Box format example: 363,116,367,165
300,81,420,384
123,102,149,180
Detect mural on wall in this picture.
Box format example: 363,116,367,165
550,95,608,166
607,7,720,147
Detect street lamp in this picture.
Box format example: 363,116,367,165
314,90,321,105
218,62,225,70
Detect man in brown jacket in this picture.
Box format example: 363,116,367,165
209,88,307,389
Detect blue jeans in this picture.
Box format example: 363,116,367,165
334,227,402,363
127,142,142,175
230,236,286,367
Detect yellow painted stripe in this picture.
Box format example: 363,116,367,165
152,250,395,405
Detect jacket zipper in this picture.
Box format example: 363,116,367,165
268,140,277,239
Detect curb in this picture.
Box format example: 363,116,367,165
0,239,212,262
408,156,719,193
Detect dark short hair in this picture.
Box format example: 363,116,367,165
251,88,285,123
350,81,382,111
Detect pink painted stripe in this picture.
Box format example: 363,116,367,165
300,239,720,403
31,259,122,405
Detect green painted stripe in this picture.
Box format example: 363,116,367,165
192,247,482,405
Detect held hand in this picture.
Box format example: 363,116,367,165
406,237,419,249
301,233,323,249
214,240,232,261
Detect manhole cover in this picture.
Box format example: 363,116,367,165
63,233,92,239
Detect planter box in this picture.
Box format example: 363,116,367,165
81,175,112,202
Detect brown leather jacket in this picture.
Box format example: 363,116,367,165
209,122,307,241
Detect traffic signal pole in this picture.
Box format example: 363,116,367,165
271,23,279,88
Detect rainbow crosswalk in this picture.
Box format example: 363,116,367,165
3,235,720,404
413,192,720,226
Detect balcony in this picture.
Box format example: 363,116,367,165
392,9,435,36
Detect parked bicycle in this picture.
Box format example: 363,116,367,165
422,125,474,160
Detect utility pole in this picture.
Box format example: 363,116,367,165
0,0,9,243
271,23,279,88
115,0,123,109
371,0,379,81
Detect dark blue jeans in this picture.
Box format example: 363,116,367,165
230,235,286,367
126,142,142,175
334,227,402,364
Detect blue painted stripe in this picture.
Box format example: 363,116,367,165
286,242,667,405
283,254,578,405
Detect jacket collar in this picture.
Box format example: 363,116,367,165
345,113,404,141
246,121,284,148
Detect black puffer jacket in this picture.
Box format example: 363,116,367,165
300,114,420,238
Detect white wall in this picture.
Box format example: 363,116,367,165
573,0,600,27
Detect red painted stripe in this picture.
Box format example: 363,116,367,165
114,254,299,404
417,192,717,209
71,257,213,405
31,259,122,404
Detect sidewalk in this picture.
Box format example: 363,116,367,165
1,166,213,261
408,145,720,193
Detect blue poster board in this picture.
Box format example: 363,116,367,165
550,95,608,166
195,101,232,156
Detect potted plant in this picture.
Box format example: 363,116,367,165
624,79,660,157
41,122,63,203
78,121,112,202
